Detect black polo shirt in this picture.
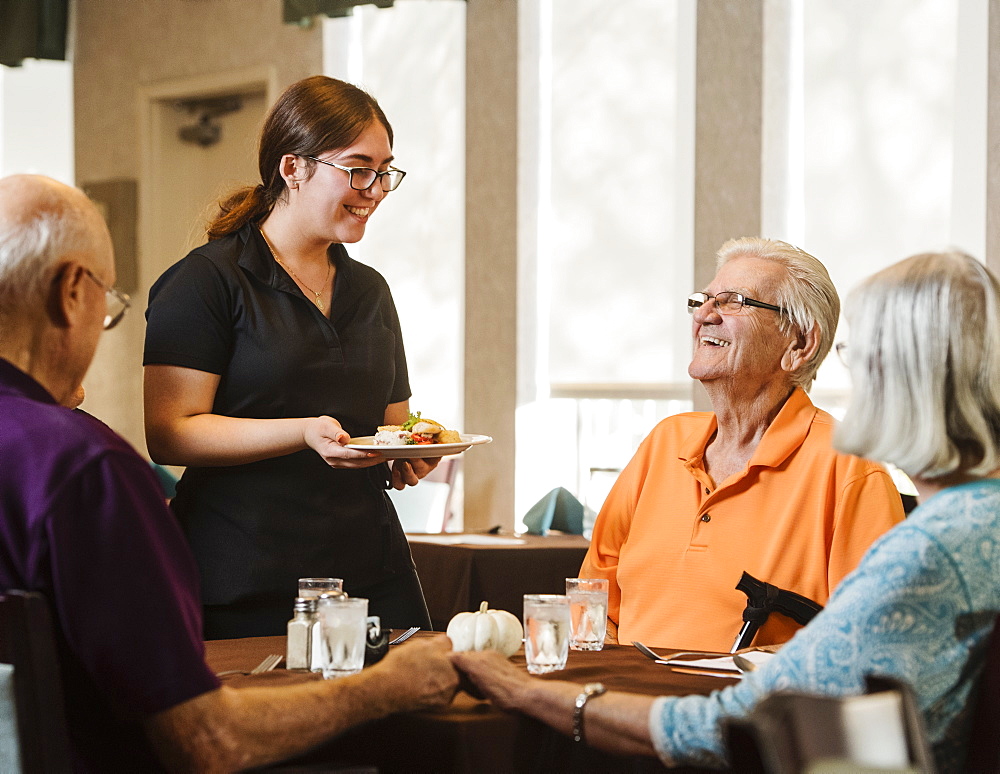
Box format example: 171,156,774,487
144,223,413,605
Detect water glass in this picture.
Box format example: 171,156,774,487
523,594,570,674
298,577,343,598
566,578,609,651
317,596,368,678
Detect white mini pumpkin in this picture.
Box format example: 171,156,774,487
446,601,524,657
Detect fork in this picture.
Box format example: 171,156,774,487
216,653,283,677
252,653,284,673
632,641,718,664
389,626,420,645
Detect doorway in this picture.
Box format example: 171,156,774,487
139,66,276,290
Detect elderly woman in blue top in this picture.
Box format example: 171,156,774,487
452,249,1000,773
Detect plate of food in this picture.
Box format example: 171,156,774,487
347,413,492,459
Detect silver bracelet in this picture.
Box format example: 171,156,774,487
572,682,607,743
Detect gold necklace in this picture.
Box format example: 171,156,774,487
258,227,331,312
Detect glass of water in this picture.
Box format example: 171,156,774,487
523,594,570,674
298,577,343,598
317,595,368,678
565,578,609,651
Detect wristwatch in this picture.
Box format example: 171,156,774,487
572,682,607,743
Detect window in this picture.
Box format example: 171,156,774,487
0,59,73,181
323,1,465,424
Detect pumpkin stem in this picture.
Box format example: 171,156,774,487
479,601,489,614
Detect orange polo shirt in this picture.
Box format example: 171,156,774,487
580,388,904,651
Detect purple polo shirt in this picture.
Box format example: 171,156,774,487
0,358,220,772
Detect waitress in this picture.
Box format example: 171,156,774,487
143,76,434,639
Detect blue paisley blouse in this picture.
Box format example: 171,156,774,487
649,478,1000,773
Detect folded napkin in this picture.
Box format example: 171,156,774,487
522,487,585,535
664,650,777,676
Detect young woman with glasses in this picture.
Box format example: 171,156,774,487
143,76,432,639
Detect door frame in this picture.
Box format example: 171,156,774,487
137,65,278,291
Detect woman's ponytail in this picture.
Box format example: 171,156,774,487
206,184,272,241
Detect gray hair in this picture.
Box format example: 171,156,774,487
716,237,839,391
0,179,103,314
834,251,1000,480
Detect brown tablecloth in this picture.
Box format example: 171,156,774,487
406,533,591,631
205,633,737,773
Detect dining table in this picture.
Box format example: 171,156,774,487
406,532,592,631
205,631,739,773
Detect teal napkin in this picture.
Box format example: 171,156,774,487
523,487,585,535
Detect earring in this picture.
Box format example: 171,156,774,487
288,179,298,189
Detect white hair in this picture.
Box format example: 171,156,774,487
0,183,102,314
716,237,840,391
834,251,1000,480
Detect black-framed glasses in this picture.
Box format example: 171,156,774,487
84,268,131,330
687,291,787,316
304,156,406,192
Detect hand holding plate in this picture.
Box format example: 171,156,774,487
389,457,441,490
305,415,383,468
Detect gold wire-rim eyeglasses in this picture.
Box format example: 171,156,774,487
84,268,131,330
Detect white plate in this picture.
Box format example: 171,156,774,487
346,433,492,459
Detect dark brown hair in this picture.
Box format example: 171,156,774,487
207,75,393,240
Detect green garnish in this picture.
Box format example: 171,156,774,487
401,411,421,431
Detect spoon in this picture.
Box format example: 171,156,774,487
732,654,757,673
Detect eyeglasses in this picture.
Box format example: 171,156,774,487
84,269,131,330
303,156,406,192
835,341,849,367
687,291,787,316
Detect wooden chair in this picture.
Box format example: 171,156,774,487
0,590,72,773
962,612,1000,773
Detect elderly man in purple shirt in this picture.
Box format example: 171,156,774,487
0,174,458,772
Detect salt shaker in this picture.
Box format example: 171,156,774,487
286,596,318,671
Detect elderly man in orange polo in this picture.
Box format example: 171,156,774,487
581,237,904,651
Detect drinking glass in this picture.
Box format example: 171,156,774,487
298,577,343,598
565,578,609,651
523,594,570,674
316,596,368,678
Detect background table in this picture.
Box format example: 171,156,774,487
406,533,591,631
206,632,736,773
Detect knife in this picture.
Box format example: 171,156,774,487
669,666,742,678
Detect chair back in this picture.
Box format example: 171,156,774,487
426,457,460,531
390,457,460,533
723,674,934,774
0,590,72,773
963,612,1000,773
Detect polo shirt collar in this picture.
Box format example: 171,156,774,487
235,221,347,294
0,357,57,405
678,386,816,471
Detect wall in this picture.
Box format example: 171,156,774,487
0,59,73,182
72,0,323,452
